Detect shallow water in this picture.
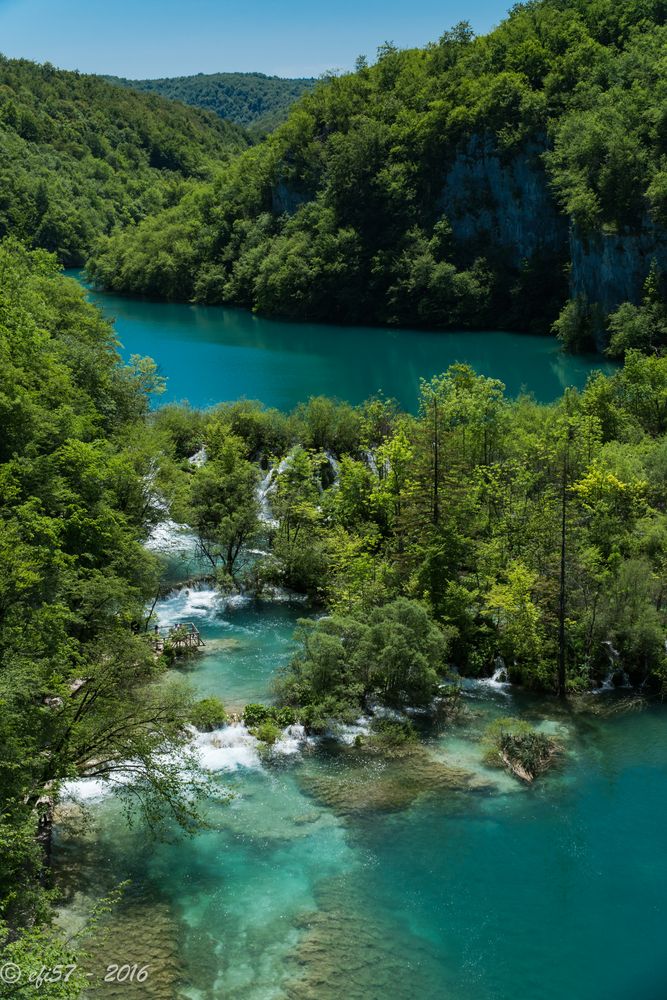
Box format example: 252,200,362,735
68,272,616,409
54,579,667,1000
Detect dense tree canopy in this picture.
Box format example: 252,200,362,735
153,356,667,712
0,56,248,264
0,242,204,981
105,71,315,135
87,0,667,350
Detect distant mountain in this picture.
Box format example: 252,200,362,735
104,72,316,134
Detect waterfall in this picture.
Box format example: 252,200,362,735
256,453,296,526
490,655,510,685
257,466,278,527
154,582,227,628
323,450,341,487
188,446,208,468
594,641,631,692
468,656,512,696
362,448,379,476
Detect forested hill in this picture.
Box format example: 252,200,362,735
0,56,249,264
89,0,667,355
105,72,315,134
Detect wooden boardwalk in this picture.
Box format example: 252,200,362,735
150,621,206,654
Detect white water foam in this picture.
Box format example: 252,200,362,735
323,450,340,486
257,467,279,527
273,724,308,756
592,641,632,693
155,586,225,627
329,716,372,745
194,724,262,772
145,518,197,556
59,770,135,803
461,671,512,699
59,777,113,803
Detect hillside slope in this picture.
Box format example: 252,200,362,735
87,0,667,352
105,72,315,134
0,56,249,264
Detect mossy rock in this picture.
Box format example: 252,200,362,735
297,745,480,817
282,878,449,999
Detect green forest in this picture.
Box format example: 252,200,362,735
158,353,667,716
2,0,667,993
0,245,214,990
87,0,667,355
105,71,315,135
0,57,248,265
3,247,667,985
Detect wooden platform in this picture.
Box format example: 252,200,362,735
150,621,205,654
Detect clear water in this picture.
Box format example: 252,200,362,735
55,584,667,1000
69,272,616,409
54,280,658,998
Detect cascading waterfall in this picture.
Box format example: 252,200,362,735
257,466,278,527
490,655,510,684
323,450,341,487
188,446,208,468
595,641,631,692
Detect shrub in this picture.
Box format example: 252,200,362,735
190,697,227,732
254,720,282,745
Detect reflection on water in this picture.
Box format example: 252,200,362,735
69,272,617,410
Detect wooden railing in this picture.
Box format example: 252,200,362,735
149,621,205,654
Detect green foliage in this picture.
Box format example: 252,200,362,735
276,599,452,723
189,431,260,581
106,71,315,135
86,0,667,343
484,718,558,779
242,703,297,736
0,56,248,264
155,356,667,703
254,720,282,746
553,297,605,353
0,242,206,970
243,703,273,727
607,263,667,357
243,703,296,729
486,562,544,675
368,717,419,748
190,697,228,731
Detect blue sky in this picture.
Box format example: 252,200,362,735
0,0,511,78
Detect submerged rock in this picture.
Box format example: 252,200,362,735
297,744,486,818
282,877,448,1000
85,898,183,999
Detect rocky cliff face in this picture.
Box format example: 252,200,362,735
569,224,667,314
273,133,664,340
439,135,567,268
439,135,665,341
271,180,310,216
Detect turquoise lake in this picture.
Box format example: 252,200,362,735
55,580,667,1000
70,273,616,409
53,285,664,999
